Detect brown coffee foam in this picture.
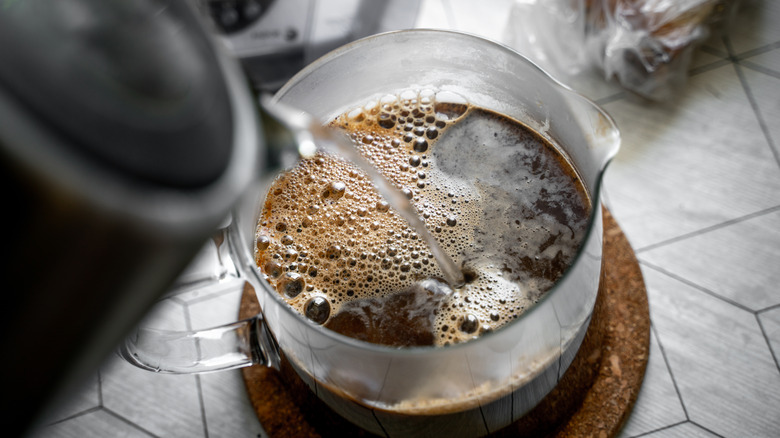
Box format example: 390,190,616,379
255,92,591,346
240,207,650,437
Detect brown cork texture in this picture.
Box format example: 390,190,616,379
240,207,650,437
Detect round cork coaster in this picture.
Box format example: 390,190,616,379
239,208,650,437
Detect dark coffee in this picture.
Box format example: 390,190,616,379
255,89,590,347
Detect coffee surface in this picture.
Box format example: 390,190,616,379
255,90,590,346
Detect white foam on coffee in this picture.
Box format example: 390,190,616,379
255,88,590,346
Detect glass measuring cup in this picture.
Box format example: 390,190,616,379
120,29,620,437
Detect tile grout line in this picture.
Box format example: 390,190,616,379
639,260,754,314
689,420,727,438
755,315,780,376
733,39,780,62
725,35,780,172
649,323,690,422
635,205,780,254
101,407,161,438
370,409,391,438
373,356,396,430
641,260,780,379
464,353,491,435
195,375,211,438
628,419,690,438
183,302,211,438
97,368,104,407
758,302,780,314
688,58,732,77
740,60,780,80
44,406,103,427
41,368,106,428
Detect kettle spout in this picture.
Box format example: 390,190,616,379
256,95,316,174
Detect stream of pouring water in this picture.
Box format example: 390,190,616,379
313,124,466,289
264,98,466,289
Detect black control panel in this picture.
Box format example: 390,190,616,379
207,0,275,34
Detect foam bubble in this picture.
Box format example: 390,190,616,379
434,90,468,105
400,89,417,101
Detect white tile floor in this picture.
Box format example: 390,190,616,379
28,1,780,437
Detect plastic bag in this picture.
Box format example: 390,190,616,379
506,0,739,101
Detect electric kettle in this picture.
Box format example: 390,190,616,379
0,1,293,435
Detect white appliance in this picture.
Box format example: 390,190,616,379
198,0,422,91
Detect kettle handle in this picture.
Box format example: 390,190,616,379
117,221,280,373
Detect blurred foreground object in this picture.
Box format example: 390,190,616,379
0,1,259,436
508,0,741,101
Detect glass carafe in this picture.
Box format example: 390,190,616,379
121,30,620,437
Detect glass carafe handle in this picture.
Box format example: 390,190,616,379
116,97,325,375
117,222,280,373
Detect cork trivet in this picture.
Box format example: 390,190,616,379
240,208,650,437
